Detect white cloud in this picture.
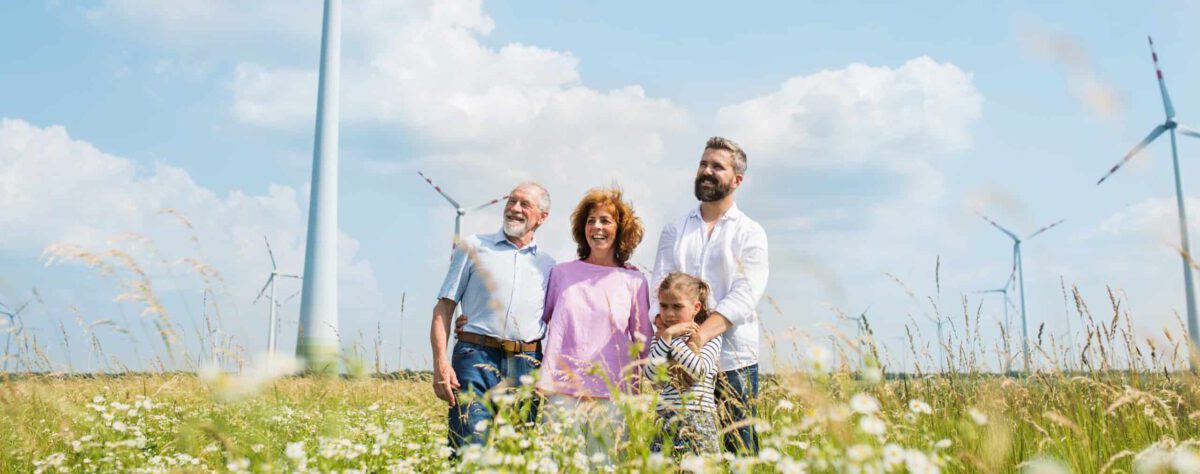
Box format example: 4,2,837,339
715,57,983,168
78,0,1005,370
0,118,382,363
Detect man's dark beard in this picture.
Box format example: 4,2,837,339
694,175,731,202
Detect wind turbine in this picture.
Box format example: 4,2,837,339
254,237,302,357
1096,37,1200,362
923,312,949,373
974,270,1017,372
833,306,869,369
417,171,506,249
297,0,341,373
979,213,1063,374
0,298,30,372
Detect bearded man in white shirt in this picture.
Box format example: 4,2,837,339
651,136,769,455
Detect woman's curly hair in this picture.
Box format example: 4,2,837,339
570,187,644,266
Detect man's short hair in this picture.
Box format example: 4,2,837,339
515,182,551,213
705,136,747,175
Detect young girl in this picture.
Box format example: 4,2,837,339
647,272,723,455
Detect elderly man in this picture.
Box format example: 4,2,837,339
652,136,769,455
430,182,555,452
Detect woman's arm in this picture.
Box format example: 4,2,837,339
628,276,654,356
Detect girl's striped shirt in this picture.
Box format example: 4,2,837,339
647,335,722,412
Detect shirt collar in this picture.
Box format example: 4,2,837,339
489,229,539,254
689,202,743,222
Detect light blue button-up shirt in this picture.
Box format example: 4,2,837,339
437,230,556,342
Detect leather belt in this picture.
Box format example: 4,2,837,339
458,331,540,353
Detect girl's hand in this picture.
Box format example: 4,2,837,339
662,322,699,341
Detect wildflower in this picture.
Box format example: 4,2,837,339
1172,448,1200,474
286,442,306,460
474,420,489,432
908,399,932,415
847,444,873,463
968,408,989,426
731,457,755,474
681,455,707,473
906,450,934,474
519,374,535,385
1024,456,1070,474
859,416,886,435
648,453,667,468
850,393,880,414
777,399,795,411
760,447,782,463
806,346,832,372
777,457,807,474
862,367,884,385
934,439,952,449
883,444,905,466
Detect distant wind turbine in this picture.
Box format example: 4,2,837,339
1096,37,1200,361
974,270,1017,372
0,298,30,372
254,237,302,357
978,213,1063,374
418,171,506,249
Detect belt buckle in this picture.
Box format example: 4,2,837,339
501,340,520,353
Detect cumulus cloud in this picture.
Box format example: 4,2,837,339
0,118,382,365
78,0,997,370
715,57,983,168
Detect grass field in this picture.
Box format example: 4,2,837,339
9,238,1200,472
4,363,1200,473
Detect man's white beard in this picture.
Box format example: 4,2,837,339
503,219,530,238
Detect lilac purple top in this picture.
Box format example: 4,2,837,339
537,259,654,398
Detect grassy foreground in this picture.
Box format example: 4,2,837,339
3,368,1200,473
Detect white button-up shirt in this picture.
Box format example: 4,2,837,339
651,203,769,371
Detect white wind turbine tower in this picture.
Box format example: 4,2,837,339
0,298,30,372
254,237,302,357
978,213,1063,374
1096,37,1200,363
418,171,506,249
297,0,341,372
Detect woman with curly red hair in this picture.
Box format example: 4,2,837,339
538,186,654,458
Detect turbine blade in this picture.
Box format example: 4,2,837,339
282,290,302,305
977,212,1019,241
469,196,507,213
417,171,462,209
11,299,31,317
253,275,274,304
1097,124,1169,184
278,274,302,279
1149,36,1176,120
263,236,277,270
1025,219,1064,240
1178,124,1200,140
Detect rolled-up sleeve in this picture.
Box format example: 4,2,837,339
436,242,473,303
713,222,769,327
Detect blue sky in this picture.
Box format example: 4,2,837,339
2,0,1200,372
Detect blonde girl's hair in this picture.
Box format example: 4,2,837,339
658,272,710,325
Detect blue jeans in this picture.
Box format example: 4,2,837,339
447,341,541,452
715,363,759,455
